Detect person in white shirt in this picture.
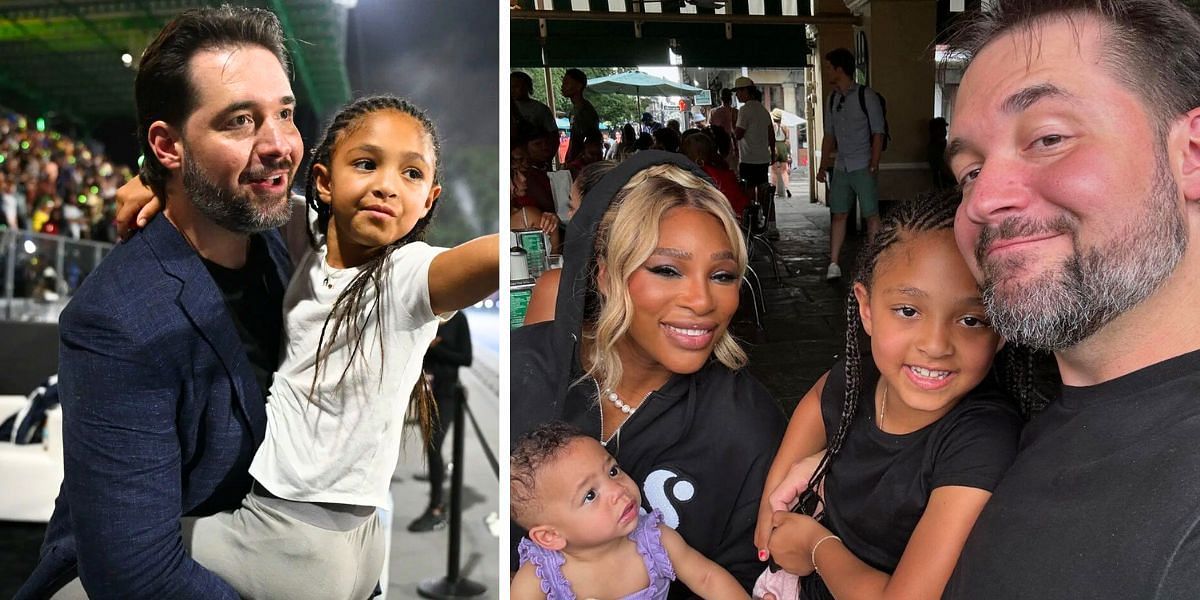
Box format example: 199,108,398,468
733,77,775,189
184,95,499,600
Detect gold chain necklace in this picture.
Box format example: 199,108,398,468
879,384,888,429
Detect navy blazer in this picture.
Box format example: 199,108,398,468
16,215,292,599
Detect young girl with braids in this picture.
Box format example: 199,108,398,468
178,95,499,599
751,192,1024,600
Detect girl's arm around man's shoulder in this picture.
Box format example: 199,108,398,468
428,233,500,315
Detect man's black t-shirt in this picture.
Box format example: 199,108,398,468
801,359,1022,600
566,98,600,163
946,349,1200,599
202,234,285,399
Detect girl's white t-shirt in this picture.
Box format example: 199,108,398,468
250,241,448,508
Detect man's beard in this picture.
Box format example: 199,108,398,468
182,155,293,234
977,155,1187,351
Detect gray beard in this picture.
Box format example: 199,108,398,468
182,156,292,234
979,158,1187,351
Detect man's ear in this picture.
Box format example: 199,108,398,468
853,282,873,337
1180,107,1200,204
313,163,333,205
528,525,566,551
147,121,183,171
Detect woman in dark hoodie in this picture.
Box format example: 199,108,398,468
510,151,785,596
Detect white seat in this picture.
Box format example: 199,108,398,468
0,394,64,522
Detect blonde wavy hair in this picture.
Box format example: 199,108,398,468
582,163,749,396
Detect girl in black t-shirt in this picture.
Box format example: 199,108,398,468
751,192,1024,600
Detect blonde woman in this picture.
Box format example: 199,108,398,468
510,151,786,595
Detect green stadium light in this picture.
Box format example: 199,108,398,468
78,194,87,204
0,154,5,164
20,141,29,150
137,155,145,167
90,185,99,194
36,118,45,132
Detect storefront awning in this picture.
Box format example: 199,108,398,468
511,1,860,68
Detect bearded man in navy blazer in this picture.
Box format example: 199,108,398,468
16,6,303,599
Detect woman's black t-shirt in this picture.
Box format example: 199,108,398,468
800,358,1022,600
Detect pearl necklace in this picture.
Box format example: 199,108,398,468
604,388,638,414
596,381,651,448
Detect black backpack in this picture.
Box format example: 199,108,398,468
830,86,891,152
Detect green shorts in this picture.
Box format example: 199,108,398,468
829,168,879,217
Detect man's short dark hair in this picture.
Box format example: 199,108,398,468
720,88,733,103
563,68,588,88
946,0,1200,137
653,127,681,153
824,48,856,77
135,5,289,196
511,71,534,90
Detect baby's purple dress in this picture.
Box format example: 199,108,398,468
518,509,677,600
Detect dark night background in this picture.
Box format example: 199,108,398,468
0,1,499,594
345,0,499,242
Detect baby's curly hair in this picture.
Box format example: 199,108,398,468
510,421,589,529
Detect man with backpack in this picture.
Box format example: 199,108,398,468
816,47,885,280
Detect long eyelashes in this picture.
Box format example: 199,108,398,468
644,264,738,283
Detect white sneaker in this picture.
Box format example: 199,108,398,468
826,263,842,280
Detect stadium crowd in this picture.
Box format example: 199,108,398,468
0,109,133,244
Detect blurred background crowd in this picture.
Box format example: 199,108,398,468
0,108,132,243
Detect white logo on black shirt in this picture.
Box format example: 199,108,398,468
643,468,696,529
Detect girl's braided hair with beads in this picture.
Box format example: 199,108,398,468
302,94,444,445
801,190,1057,513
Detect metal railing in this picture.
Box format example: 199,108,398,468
0,229,114,323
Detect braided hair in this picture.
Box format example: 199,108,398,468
303,95,444,446
803,190,1056,509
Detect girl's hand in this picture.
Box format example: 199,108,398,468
538,212,560,236
754,502,776,562
114,177,161,241
754,451,827,559
766,511,829,576
767,451,826,513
